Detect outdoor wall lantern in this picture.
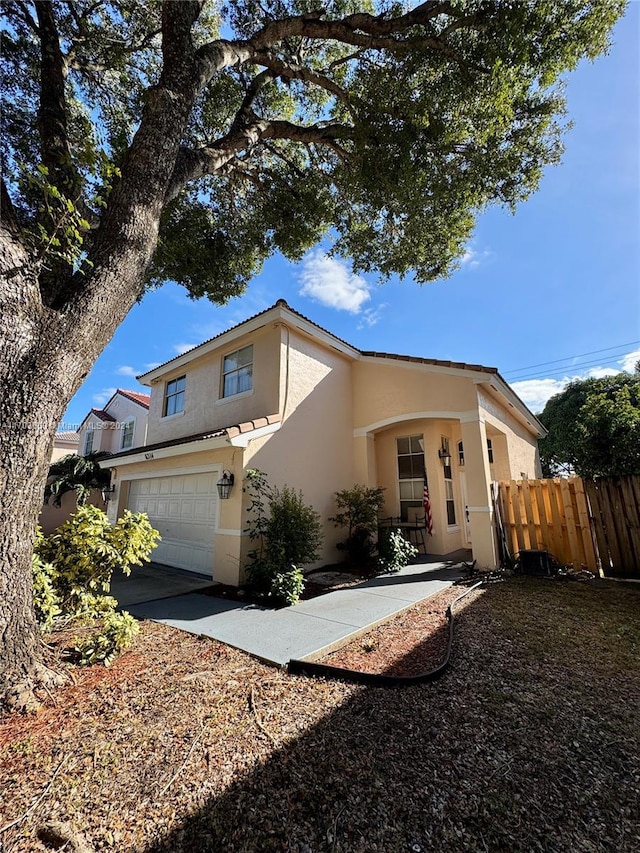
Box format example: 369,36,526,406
438,443,452,467
217,470,235,500
101,485,116,503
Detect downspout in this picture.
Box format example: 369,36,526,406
274,322,291,420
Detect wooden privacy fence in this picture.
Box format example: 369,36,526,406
584,476,640,579
496,478,598,574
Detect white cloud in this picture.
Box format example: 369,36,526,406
145,361,161,370
620,348,640,373
512,349,639,411
357,303,389,330
298,251,371,313
173,342,198,355
116,365,138,378
92,387,117,407
459,245,490,269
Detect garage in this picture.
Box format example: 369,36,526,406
127,472,218,575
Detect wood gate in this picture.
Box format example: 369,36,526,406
496,479,597,573
584,476,640,578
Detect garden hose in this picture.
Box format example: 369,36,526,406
287,580,484,687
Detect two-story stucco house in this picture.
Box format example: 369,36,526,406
101,300,545,584
78,389,150,457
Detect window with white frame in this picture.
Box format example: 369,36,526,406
397,434,425,521
84,429,94,456
222,345,253,398
121,417,135,450
164,376,186,416
442,437,456,525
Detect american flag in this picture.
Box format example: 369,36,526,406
423,475,433,535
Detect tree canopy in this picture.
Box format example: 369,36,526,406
2,0,625,304
538,372,640,479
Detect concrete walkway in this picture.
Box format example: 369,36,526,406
125,558,465,667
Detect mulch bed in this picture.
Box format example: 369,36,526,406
317,583,475,676
1,577,639,853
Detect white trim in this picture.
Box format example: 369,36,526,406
446,525,461,533
354,410,479,437
160,410,185,421
115,463,223,480
467,506,493,513
216,528,246,537
228,421,281,448
100,435,230,468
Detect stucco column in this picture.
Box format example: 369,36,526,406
353,434,377,486
460,416,498,569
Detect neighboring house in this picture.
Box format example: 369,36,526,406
101,300,545,584
50,430,80,462
40,391,150,534
78,389,150,457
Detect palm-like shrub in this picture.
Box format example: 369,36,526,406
45,452,112,507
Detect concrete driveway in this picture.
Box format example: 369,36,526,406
111,562,215,608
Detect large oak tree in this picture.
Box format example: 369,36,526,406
0,0,624,709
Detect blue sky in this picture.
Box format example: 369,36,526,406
61,5,639,428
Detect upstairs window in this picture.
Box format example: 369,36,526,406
164,376,186,416
222,345,253,397
84,429,94,455
121,418,135,450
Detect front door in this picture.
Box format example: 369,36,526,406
459,472,472,545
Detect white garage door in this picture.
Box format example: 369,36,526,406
128,472,218,575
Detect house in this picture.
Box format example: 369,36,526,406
78,389,150,457
40,390,150,534
101,300,545,584
51,430,80,461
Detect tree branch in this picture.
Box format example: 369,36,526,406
253,52,358,118
34,1,80,198
167,118,353,201
195,1,458,80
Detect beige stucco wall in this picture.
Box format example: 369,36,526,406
352,360,478,431
40,488,107,535
243,326,355,569
50,438,79,462
145,325,281,445
478,389,541,479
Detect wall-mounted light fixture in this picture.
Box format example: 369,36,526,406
216,470,235,500
101,485,116,503
438,441,452,467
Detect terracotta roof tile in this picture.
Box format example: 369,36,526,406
360,351,499,374
117,389,151,408
89,408,117,423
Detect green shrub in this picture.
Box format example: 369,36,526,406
244,469,322,606
32,506,160,664
377,528,418,573
329,485,386,567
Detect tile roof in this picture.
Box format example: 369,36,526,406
55,431,80,442
88,408,117,423
105,414,281,461
117,389,151,408
360,351,498,374
138,298,500,380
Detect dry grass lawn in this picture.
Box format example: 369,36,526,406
1,576,639,852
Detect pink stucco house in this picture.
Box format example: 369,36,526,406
101,300,545,583
77,389,150,457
